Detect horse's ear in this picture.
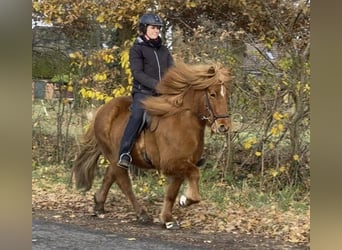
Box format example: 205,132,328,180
208,66,215,74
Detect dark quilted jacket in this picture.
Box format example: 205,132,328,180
129,35,174,95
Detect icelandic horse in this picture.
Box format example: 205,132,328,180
71,63,231,229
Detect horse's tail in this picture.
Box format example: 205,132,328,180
71,119,101,191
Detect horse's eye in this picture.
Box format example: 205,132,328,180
210,92,216,98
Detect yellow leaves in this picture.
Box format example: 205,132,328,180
96,13,105,23
273,111,283,121
112,86,127,97
278,123,284,131
69,53,77,59
86,90,95,99
281,80,289,86
268,168,279,177
93,73,107,82
79,88,86,97
270,124,284,136
130,15,139,26
243,138,257,150
67,86,73,92
114,23,123,29
95,92,105,101
271,112,285,137
268,165,287,178
69,51,83,59
186,1,197,8
157,174,166,186
255,151,262,157
120,49,133,86
120,49,130,69
79,88,105,101
279,165,287,173
138,183,149,193
99,157,109,169
293,154,300,161
104,96,113,103
303,83,310,92
70,49,115,72
69,48,123,103
102,54,114,64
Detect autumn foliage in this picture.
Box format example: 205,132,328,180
32,0,310,218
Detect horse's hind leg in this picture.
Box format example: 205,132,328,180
93,165,116,215
114,169,152,224
93,162,151,223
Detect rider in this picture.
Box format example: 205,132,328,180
117,13,174,170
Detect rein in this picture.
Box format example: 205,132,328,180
200,90,230,124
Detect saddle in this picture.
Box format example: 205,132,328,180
135,111,159,167
137,110,160,134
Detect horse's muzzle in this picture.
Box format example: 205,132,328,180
218,124,228,133
211,119,231,134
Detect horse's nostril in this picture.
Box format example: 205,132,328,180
219,125,228,133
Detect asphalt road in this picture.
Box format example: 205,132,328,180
32,219,209,250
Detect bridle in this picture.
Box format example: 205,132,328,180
200,90,230,125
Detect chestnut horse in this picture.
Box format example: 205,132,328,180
71,63,231,229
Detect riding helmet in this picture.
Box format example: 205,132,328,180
139,13,163,34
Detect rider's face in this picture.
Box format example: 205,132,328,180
145,25,161,39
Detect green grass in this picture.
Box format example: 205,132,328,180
32,164,309,222
197,167,309,213
32,100,84,137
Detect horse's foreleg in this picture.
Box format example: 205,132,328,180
115,168,152,224
160,176,184,229
93,165,116,215
179,165,201,207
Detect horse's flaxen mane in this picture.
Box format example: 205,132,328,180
142,62,230,117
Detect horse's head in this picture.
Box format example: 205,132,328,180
201,66,231,134
143,63,232,134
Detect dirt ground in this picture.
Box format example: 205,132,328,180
32,209,308,249
32,197,309,249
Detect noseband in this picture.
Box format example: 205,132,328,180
200,90,230,125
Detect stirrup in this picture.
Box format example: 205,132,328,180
117,153,132,170
119,153,132,162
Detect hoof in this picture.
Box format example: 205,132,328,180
164,221,180,230
93,194,105,216
91,209,105,218
179,195,187,207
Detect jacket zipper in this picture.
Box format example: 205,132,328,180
153,50,161,81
